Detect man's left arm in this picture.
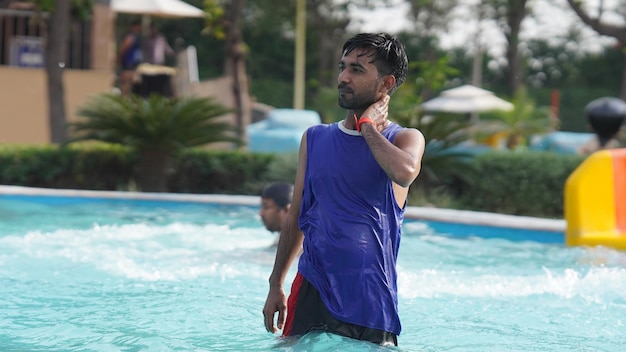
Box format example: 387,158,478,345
360,124,425,187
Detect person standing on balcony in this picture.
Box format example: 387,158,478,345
117,20,142,97
142,24,175,66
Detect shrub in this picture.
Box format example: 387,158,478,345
458,151,584,218
0,143,133,190
169,149,275,194
0,144,588,219
69,93,240,192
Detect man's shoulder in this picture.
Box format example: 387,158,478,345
383,122,406,136
306,122,336,133
386,123,424,146
389,122,421,134
396,125,424,140
304,123,338,143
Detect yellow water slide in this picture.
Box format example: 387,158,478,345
565,149,626,249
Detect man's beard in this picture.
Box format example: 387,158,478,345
338,85,378,110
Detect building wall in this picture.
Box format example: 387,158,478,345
0,5,250,145
185,75,251,148
0,3,115,144
0,66,251,145
91,3,116,71
0,66,114,143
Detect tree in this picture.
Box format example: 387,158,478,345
566,0,626,99
28,0,92,144
29,0,72,144
307,0,352,90
483,0,529,97
223,0,249,140
69,94,241,192
243,0,364,108
200,0,250,139
404,0,459,100
44,0,71,143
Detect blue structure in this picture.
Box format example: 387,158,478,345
529,131,594,154
247,109,321,153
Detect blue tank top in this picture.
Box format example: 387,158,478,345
121,33,141,69
297,121,405,335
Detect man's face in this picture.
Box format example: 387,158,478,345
259,198,287,232
337,48,385,110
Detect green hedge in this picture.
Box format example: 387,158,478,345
169,149,276,194
0,144,279,194
0,144,587,219
0,143,134,190
458,151,585,218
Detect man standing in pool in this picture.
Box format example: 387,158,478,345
262,33,425,346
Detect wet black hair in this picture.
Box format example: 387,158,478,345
342,33,408,94
261,182,293,208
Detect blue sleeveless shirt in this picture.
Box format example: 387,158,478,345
121,33,141,69
297,121,405,335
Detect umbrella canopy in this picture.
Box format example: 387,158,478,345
421,85,514,113
111,0,204,18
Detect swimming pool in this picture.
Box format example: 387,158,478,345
1,187,625,351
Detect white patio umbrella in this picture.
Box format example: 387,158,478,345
110,0,204,18
421,84,514,114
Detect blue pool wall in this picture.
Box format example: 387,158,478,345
0,185,566,244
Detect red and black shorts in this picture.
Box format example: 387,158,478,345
282,272,398,346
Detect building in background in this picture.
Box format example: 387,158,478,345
0,0,115,144
0,0,250,146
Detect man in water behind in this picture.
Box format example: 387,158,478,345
259,183,293,246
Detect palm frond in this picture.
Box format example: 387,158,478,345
478,87,552,149
68,93,240,153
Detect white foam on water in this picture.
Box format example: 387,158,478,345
0,222,277,282
398,265,626,301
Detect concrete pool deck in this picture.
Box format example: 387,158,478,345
0,185,566,233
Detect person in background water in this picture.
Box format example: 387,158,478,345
142,24,175,66
117,20,142,97
260,183,293,247
262,32,425,347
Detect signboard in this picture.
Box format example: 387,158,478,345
10,36,44,68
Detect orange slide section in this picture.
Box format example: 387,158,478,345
565,148,626,250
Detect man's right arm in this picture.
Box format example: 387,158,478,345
117,35,133,64
262,132,308,333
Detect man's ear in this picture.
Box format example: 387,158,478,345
380,75,396,93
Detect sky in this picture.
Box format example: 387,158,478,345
348,0,623,58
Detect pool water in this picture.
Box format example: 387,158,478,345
1,195,625,351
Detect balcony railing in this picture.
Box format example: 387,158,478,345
0,7,92,69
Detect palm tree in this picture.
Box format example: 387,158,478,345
412,113,478,196
69,94,241,192
477,87,552,150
